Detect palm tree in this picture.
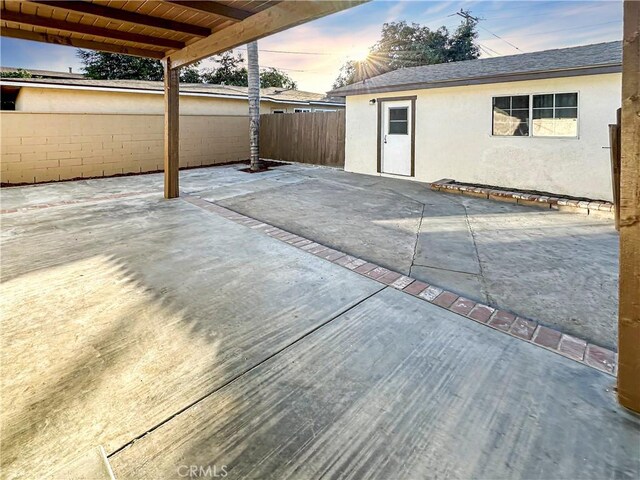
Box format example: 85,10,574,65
247,41,263,171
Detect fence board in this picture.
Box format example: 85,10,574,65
259,111,345,167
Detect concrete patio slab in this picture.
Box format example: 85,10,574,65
0,193,381,478
1,164,630,480
206,164,618,349
110,288,639,480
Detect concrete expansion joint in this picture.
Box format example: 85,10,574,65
408,203,426,278
181,193,619,377
460,201,493,306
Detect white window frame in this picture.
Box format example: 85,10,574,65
294,108,311,113
313,108,337,112
490,91,580,139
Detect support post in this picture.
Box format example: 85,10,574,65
164,57,179,199
618,0,640,413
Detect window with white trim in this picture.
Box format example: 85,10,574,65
492,95,529,136
492,92,578,137
532,93,578,137
294,108,311,113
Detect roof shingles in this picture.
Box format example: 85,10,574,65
330,41,622,96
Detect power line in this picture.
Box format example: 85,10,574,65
451,8,524,54
478,43,502,56
478,24,524,52
477,45,494,57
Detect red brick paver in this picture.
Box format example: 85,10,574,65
468,305,495,323
432,291,459,308
585,344,616,373
509,317,537,340
489,310,516,331
403,281,428,296
558,334,588,361
449,298,476,316
533,326,562,350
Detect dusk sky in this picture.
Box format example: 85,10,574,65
0,0,623,93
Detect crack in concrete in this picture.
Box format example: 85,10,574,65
410,263,481,276
409,203,426,277
461,201,493,305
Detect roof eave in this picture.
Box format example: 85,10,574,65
0,79,345,105
328,63,622,97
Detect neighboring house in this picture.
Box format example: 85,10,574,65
0,66,85,79
0,77,343,184
329,41,621,201
0,77,344,114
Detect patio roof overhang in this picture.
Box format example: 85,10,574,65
0,0,364,197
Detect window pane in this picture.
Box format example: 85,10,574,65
556,107,577,119
493,96,510,109
533,108,553,119
512,110,529,136
533,94,553,108
493,107,529,136
389,121,408,134
389,107,408,121
555,93,578,107
511,95,529,109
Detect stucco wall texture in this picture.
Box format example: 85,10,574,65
13,86,308,115
1,113,249,184
344,73,621,201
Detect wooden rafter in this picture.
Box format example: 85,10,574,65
167,1,364,68
1,10,184,49
27,0,211,37
164,1,253,22
1,27,165,58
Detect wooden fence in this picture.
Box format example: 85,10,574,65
259,110,345,167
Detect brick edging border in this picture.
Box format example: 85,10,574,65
431,179,614,218
183,194,617,377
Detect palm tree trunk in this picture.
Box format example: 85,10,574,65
247,41,263,171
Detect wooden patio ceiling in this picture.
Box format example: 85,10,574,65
0,1,362,68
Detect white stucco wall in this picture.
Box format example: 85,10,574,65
344,73,621,201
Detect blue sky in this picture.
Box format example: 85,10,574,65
0,0,622,92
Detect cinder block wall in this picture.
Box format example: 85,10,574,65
0,113,250,184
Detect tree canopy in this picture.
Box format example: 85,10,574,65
332,13,480,89
77,50,164,81
77,50,297,89
0,68,32,78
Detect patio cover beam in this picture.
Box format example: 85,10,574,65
1,27,165,59
618,0,640,413
165,1,362,69
164,1,254,22
1,10,185,49
27,0,212,37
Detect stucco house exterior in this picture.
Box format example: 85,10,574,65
330,41,621,202
0,77,344,114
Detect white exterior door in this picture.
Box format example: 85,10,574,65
381,100,412,176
